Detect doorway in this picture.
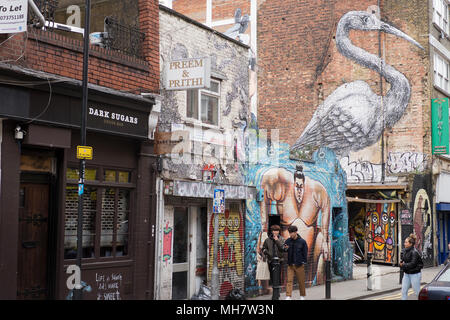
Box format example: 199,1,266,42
438,210,450,265
17,173,56,299
171,206,207,300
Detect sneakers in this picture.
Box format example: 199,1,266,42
285,296,305,300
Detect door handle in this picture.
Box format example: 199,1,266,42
22,241,39,249
189,242,192,252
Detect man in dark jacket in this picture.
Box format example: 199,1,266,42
283,225,308,300
262,225,285,300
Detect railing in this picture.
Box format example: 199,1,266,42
104,16,145,60
29,0,59,28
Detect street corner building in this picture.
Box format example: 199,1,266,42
154,5,254,300
0,0,161,300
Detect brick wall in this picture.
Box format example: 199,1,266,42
0,0,159,94
258,0,430,182
172,0,207,23
173,0,252,38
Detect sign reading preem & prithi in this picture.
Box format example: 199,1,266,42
164,57,211,90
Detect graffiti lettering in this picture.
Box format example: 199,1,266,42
340,152,427,183
387,152,427,174
173,180,256,200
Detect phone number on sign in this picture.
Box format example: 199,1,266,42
0,14,24,21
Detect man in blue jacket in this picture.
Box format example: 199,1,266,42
284,225,308,300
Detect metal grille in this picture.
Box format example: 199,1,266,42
104,16,145,59
64,186,97,249
30,0,59,27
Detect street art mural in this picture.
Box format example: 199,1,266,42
244,133,352,294
290,11,424,158
162,221,173,266
413,189,432,259
208,205,244,296
410,174,434,266
245,9,424,294
365,202,397,263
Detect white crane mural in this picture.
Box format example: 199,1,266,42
290,11,424,157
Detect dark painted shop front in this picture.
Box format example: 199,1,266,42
0,70,159,300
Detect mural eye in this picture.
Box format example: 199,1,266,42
363,16,369,24
372,216,378,224
382,214,388,223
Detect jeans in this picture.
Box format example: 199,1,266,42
401,272,421,300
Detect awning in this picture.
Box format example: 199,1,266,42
346,197,401,204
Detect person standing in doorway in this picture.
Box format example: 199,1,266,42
284,225,308,300
262,224,285,300
400,234,423,300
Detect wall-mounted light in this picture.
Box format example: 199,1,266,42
14,125,25,140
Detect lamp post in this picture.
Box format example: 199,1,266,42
74,0,91,300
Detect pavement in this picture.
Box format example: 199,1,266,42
247,263,445,300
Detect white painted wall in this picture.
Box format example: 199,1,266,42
437,172,450,203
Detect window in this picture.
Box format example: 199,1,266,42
436,268,450,282
434,53,450,93
434,0,449,33
186,79,220,126
64,167,132,260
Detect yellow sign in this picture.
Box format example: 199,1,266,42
77,146,93,160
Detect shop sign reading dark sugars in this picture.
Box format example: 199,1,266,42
87,104,148,138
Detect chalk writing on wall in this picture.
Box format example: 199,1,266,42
95,272,123,300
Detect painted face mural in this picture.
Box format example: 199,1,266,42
208,207,244,296
365,203,397,263
294,176,305,205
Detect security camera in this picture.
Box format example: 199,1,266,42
15,125,24,140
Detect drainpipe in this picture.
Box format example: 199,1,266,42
28,0,45,28
378,0,385,184
154,178,165,300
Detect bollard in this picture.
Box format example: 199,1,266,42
367,252,373,291
325,260,331,299
271,256,281,300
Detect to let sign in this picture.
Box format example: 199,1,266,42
431,98,449,155
164,57,211,90
0,0,27,34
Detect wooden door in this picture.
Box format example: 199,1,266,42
17,183,50,299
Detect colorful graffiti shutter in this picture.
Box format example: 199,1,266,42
208,203,244,298
365,203,398,264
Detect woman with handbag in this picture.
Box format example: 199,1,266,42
255,231,271,294
400,234,423,300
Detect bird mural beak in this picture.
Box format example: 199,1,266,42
381,22,424,50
